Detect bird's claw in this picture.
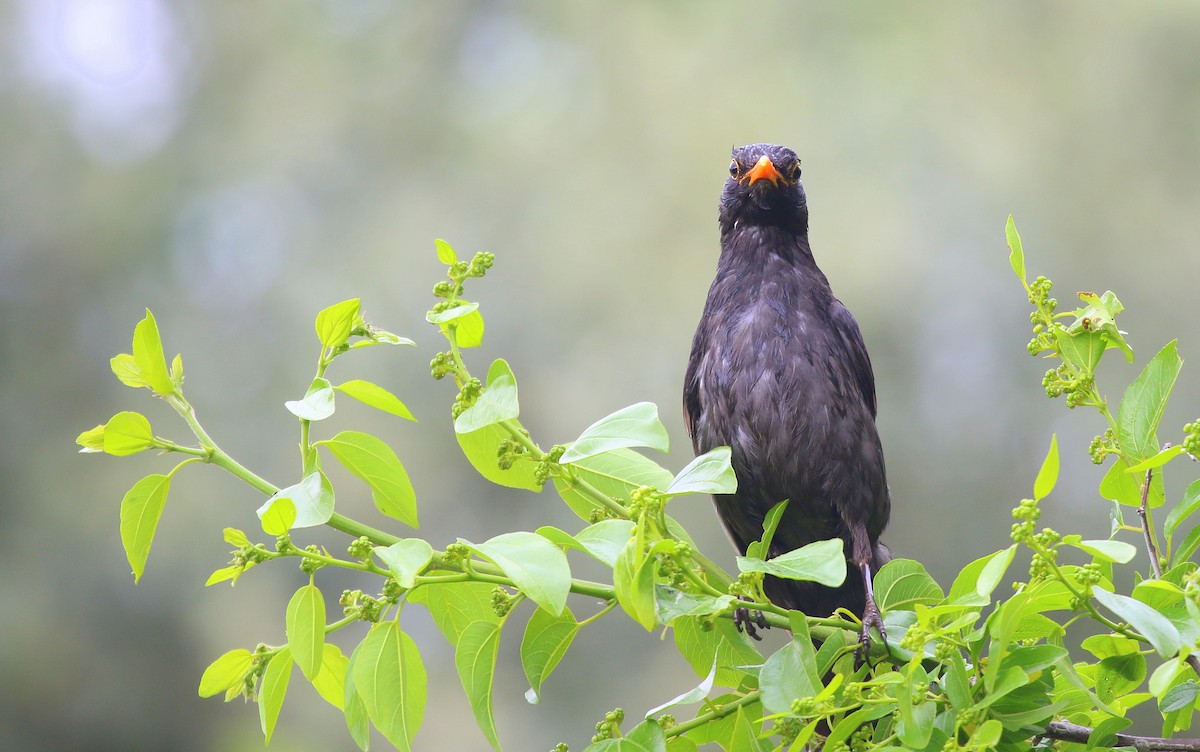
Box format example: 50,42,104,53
854,599,887,667
733,607,769,641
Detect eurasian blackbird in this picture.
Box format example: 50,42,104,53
683,143,891,650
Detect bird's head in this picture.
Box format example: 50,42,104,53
719,143,808,235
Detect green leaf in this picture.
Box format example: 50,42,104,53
258,471,334,529
553,448,672,520
110,352,148,389
575,519,636,567
198,648,254,698
315,298,361,348
1173,524,1200,569
645,657,716,717
322,430,418,527
452,309,485,348
132,309,174,395
747,499,789,560
352,622,426,751
465,532,571,616
728,707,757,752
1033,434,1059,501
1118,340,1182,463
559,402,670,464
410,582,500,644
1091,587,1182,658
455,374,519,433
759,634,821,714
426,300,480,324
119,473,172,583
375,539,434,589
1100,456,1163,508
1071,291,1134,363
614,536,658,631
170,353,184,389
259,649,293,745
736,538,846,587
948,545,1017,605
1165,479,1200,543
1095,653,1147,704
1006,215,1025,285
672,616,762,689
103,411,155,456
310,643,348,709
435,238,457,265
286,583,326,681
1127,444,1186,473
343,640,371,751
1055,329,1106,372
1060,535,1137,564
664,446,737,497
456,359,541,491
655,586,734,624
521,605,578,703
75,424,105,453
589,719,668,752
873,558,944,611
285,377,336,420
1160,679,1199,713
455,620,504,751
1089,715,1133,748
335,379,416,421
259,497,296,536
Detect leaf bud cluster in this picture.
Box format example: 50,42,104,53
1088,429,1117,464
430,351,455,380
299,544,325,574
347,536,374,560
1183,420,1200,458
590,708,624,742
491,586,518,617
451,377,483,418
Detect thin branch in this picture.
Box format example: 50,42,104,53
1139,453,1164,580
1044,720,1200,752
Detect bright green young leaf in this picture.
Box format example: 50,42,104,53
311,643,348,709
75,424,105,453
559,402,670,464
1071,291,1134,363
315,298,361,348
1033,434,1058,501
664,446,737,497
1126,444,1185,473
352,621,426,751
259,649,293,745
343,641,371,752
747,499,789,560
553,448,672,520
426,300,480,324
736,538,845,587
120,473,172,583
466,531,571,616
198,648,254,698
1060,536,1137,564
103,411,155,456
110,352,148,388
374,539,434,588
452,309,485,348
455,374,519,433
1091,587,1182,658
170,353,183,389
285,377,336,420
1173,524,1200,569
654,586,734,624
574,519,636,567
205,563,251,587
456,359,540,491
1118,340,1182,463
455,620,504,751
1095,653,1147,704
435,238,457,265
1006,215,1025,285
728,706,759,752
759,635,821,714
1082,633,1143,660
258,471,334,529
948,545,1017,605
521,605,578,703
614,536,657,631
224,527,250,547
132,309,174,395
335,379,416,421
322,430,418,527
1055,329,1106,373
645,657,716,717
1100,456,1164,508
259,497,296,535
873,558,944,611
286,583,326,681
672,616,762,689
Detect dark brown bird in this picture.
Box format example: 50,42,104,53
683,143,890,649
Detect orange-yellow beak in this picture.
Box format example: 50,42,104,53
745,155,782,186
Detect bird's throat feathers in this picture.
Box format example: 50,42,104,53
719,224,817,270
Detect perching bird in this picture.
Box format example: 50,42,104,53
683,143,891,650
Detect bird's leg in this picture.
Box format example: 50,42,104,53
851,527,887,665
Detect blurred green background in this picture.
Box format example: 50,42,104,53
3,2,1199,750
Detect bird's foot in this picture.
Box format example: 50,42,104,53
854,599,887,667
732,607,768,641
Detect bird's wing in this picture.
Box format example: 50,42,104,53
830,299,878,418
682,338,704,442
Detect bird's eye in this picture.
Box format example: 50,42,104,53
728,160,739,177
789,162,801,179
